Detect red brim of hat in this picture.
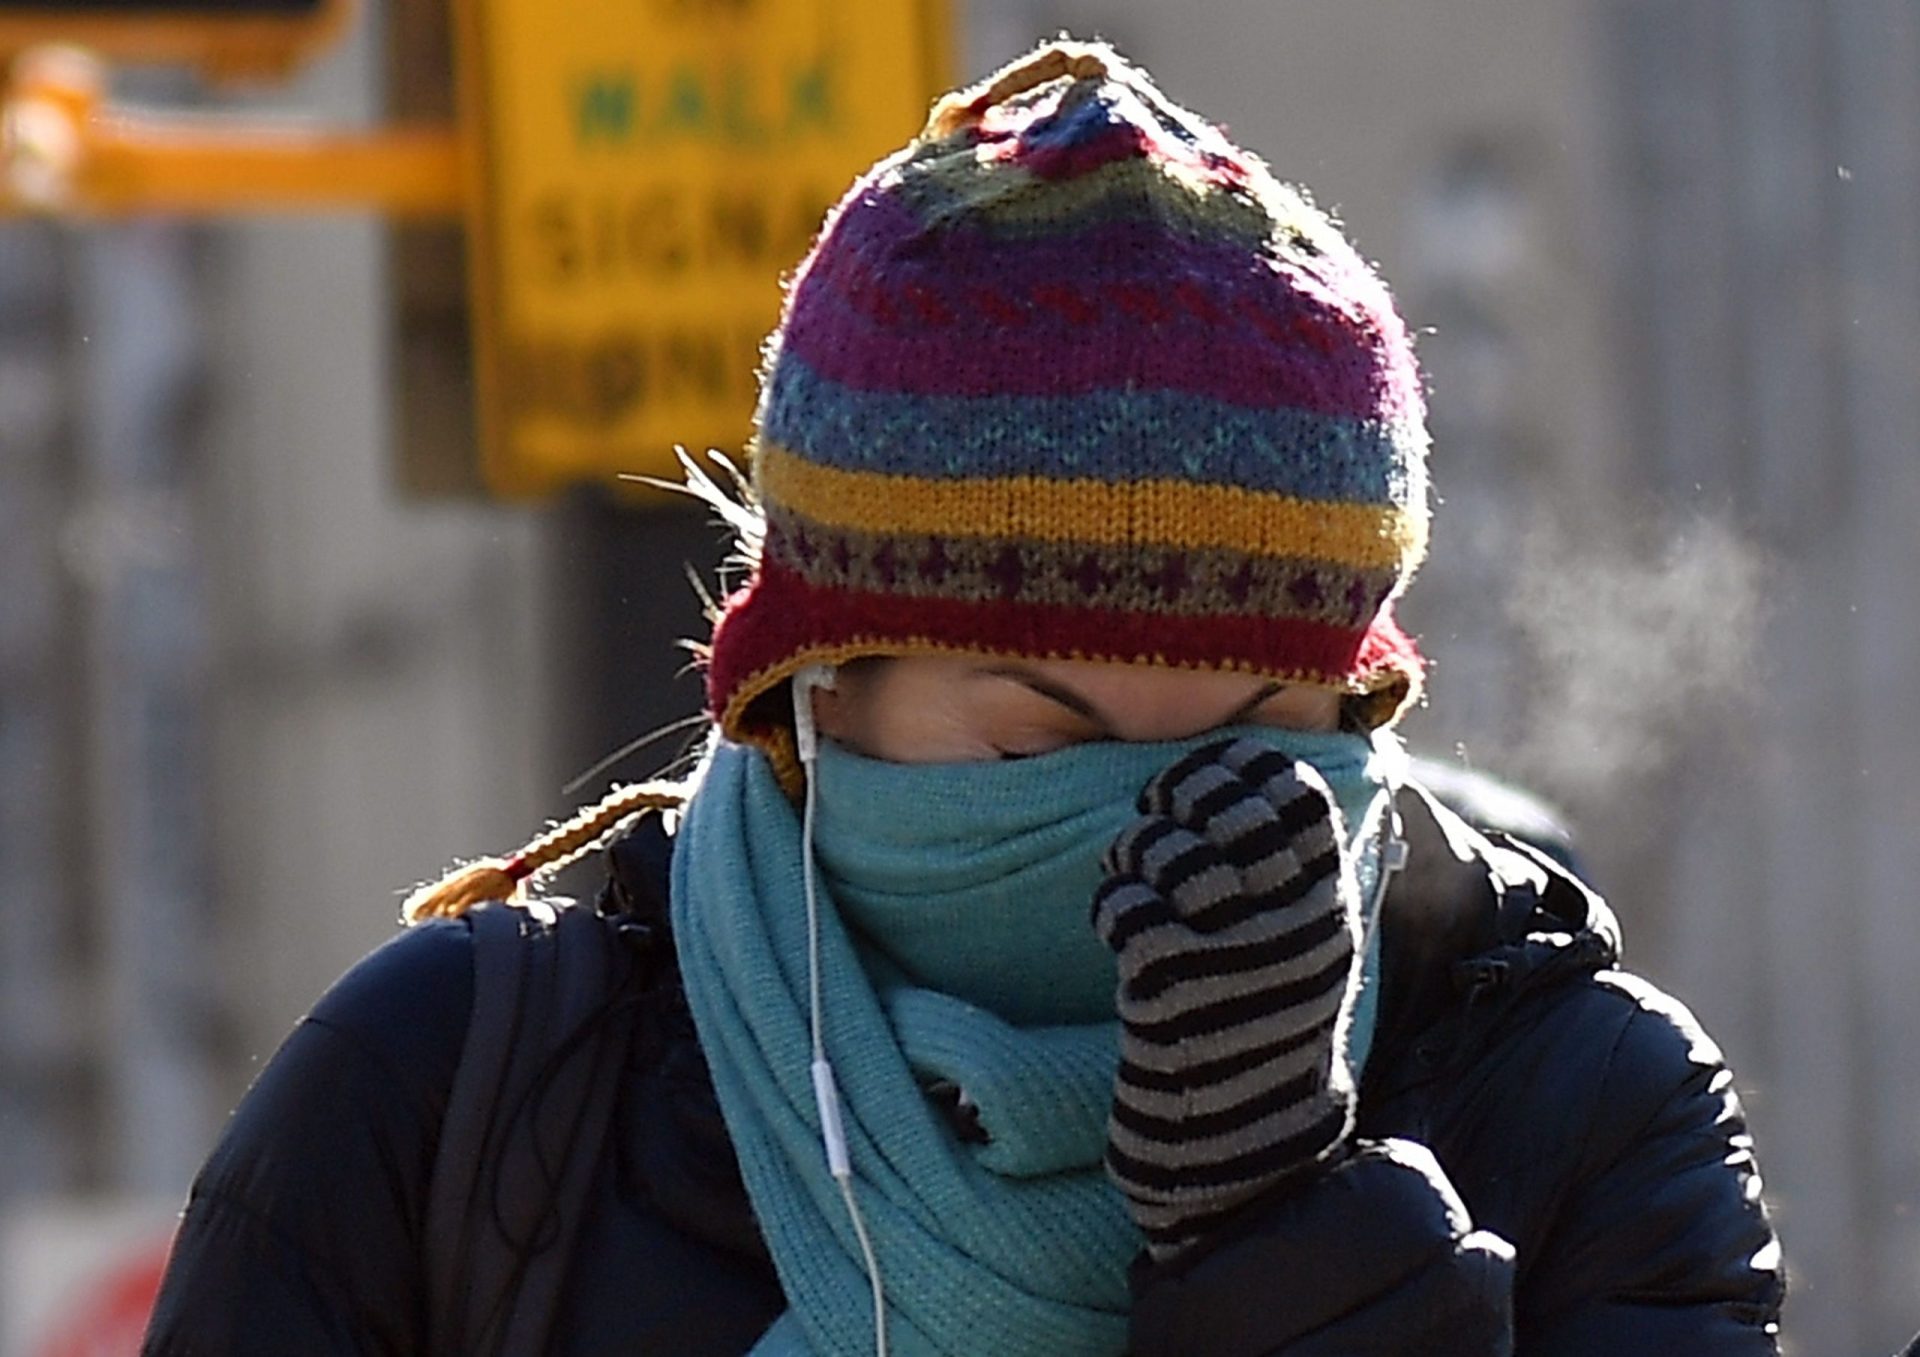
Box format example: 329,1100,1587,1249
706,556,1423,747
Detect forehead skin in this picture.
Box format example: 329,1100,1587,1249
810,655,1342,763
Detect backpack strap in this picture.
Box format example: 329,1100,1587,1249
423,899,635,1357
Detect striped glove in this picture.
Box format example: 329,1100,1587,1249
1091,737,1362,1261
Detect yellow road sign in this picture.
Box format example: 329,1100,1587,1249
456,0,950,499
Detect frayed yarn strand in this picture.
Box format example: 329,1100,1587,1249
401,781,687,924
402,858,526,923
924,39,1116,139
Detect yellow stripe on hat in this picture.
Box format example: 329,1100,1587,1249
757,442,1425,570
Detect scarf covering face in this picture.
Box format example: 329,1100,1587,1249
672,728,1401,1357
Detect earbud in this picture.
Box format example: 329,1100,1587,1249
792,664,837,765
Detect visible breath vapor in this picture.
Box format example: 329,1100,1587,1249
1500,513,1769,798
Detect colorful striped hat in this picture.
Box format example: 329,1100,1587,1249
707,39,1430,770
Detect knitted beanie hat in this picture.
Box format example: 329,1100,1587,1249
706,39,1430,774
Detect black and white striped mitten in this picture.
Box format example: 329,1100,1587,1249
1091,737,1362,1261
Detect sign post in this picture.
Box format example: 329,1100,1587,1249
454,0,949,498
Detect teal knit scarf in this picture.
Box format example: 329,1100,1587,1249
671,729,1400,1356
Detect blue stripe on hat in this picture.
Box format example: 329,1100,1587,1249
759,355,1417,506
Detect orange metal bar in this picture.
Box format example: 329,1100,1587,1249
74,120,464,217
3,43,463,218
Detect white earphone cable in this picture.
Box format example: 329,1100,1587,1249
793,667,889,1357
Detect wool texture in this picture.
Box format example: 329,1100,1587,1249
672,740,1138,1357
808,725,1386,1030
705,39,1431,759
675,725,1397,1351
1092,739,1364,1259
671,728,1398,1353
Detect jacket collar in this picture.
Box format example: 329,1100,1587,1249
1366,780,1620,1096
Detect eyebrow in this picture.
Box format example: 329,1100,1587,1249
977,667,1286,733
979,666,1111,732
1222,681,1287,724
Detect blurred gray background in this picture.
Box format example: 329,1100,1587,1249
2,1,1916,1352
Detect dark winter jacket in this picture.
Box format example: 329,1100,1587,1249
141,783,1784,1355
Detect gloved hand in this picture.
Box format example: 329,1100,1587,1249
1091,737,1362,1261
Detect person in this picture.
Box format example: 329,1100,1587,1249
141,38,1783,1356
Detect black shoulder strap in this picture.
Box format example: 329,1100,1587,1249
423,900,634,1357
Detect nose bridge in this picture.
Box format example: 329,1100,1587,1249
1102,671,1244,743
